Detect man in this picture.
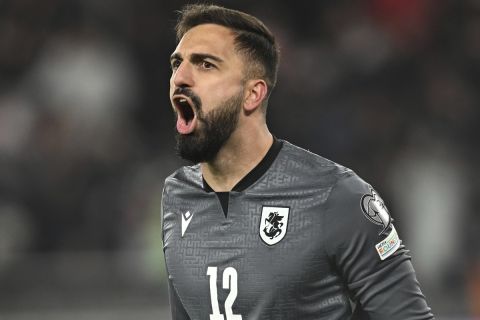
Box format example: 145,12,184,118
162,4,434,319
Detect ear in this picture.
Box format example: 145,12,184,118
243,79,268,112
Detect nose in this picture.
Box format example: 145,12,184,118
172,61,194,88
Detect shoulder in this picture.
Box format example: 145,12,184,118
163,163,203,194
274,140,356,188
275,141,392,246
322,168,402,262
328,170,372,206
280,140,347,170
280,141,398,255
324,167,383,233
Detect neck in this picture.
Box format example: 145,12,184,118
201,122,273,192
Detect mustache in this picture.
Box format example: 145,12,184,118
173,87,202,110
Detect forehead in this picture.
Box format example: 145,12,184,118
174,24,238,60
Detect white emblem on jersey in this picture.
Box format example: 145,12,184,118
259,206,289,246
361,188,392,235
181,211,193,237
375,225,401,260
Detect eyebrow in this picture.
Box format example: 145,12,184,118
170,52,224,64
170,52,182,63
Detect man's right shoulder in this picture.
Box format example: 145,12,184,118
164,163,203,190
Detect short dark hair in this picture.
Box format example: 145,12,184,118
175,4,280,100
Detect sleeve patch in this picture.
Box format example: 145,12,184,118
375,225,401,260
361,187,392,235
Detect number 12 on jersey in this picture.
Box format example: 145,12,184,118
207,266,242,320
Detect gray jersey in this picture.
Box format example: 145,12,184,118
162,140,434,320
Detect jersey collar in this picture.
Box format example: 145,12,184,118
203,136,283,193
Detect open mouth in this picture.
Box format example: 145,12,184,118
173,96,197,134
175,97,194,122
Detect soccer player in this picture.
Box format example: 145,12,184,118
162,4,434,319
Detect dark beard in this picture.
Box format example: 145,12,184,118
175,91,243,163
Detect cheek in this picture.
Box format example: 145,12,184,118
203,81,243,107
197,93,222,114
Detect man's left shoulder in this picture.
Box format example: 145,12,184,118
278,140,354,182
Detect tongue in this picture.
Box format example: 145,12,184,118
176,116,196,134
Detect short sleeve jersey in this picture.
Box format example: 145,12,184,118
161,140,434,320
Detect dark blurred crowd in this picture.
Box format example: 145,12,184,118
0,0,479,317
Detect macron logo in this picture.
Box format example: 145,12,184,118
181,211,193,237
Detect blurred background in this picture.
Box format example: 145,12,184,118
0,0,479,319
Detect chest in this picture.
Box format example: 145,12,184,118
162,189,333,318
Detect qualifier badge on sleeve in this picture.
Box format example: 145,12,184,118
375,225,401,260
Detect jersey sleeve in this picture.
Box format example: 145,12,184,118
323,173,434,320
161,185,166,244
162,182,191,320
167,275,192,320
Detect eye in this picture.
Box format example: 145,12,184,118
201,60,215,70
171,59,181,71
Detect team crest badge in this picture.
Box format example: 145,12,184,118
259,206,289,246
361,188,392,235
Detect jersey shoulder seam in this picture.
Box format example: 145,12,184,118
321,169,357,259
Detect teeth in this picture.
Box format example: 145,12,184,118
179,98,187,103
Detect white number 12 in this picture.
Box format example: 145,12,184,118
207,266,242,320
